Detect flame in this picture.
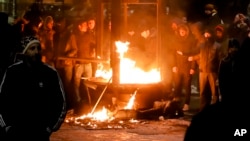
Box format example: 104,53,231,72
115,41,129,58
95,64,112,80
124,93,136,109
124,89,138,109
69,91,137,122
95,41,161,84
67,41,161,122
75,107,111,122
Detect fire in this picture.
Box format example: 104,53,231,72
65,41,161,123
95,41,161,84
65,91,137,122
115,41,129,58
124,89,138,109
124,93,136,109
74,107,112,122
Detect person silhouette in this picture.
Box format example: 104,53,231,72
0,36,67,141
184,37,250,141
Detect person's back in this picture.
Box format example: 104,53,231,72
218,39,240,103
184,35,250,141
184,102,249,141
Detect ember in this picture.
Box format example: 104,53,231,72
64,107,143,130
65,115,141,130
64,88,140,130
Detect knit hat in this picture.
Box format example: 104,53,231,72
20,36,40,54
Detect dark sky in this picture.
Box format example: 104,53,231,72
165,0,250,23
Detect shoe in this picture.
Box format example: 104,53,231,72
191,85,199,94
182,104,189,111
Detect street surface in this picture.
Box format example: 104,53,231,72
51,118,191,141
50,95,200,141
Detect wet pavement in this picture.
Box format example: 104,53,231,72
50,118,191,141
50,95,200,141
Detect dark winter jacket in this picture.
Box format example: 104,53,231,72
0,61,67,134
75,31,96,59
172,27,197,73
193,41,221,73
203,12,223,30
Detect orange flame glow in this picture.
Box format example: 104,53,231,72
124,89,138,109
68,91,137,122
75,107,112,122
95,41,161,84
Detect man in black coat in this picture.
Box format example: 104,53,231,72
0,36,67,141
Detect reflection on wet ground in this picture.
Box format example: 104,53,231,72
51,94,200,141
51,118,191,141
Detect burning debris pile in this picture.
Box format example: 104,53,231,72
64,90,140,130
64,111,141,130
64,97,184,130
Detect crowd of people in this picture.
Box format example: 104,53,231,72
0,1,250,140
0,3,98,140
164,3,250,140
161,3,250,113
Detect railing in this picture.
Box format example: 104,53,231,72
57,56,110,64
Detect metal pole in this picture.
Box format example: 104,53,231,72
90,77,112,115
111,0,122,85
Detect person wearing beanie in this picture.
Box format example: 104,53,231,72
0,36,67,141
14,36,42,63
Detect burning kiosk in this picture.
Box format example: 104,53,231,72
61,0,169,122
85,0,166,114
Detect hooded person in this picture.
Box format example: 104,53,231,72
0,35,67,141
203,3,224,31
214,24,231,60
